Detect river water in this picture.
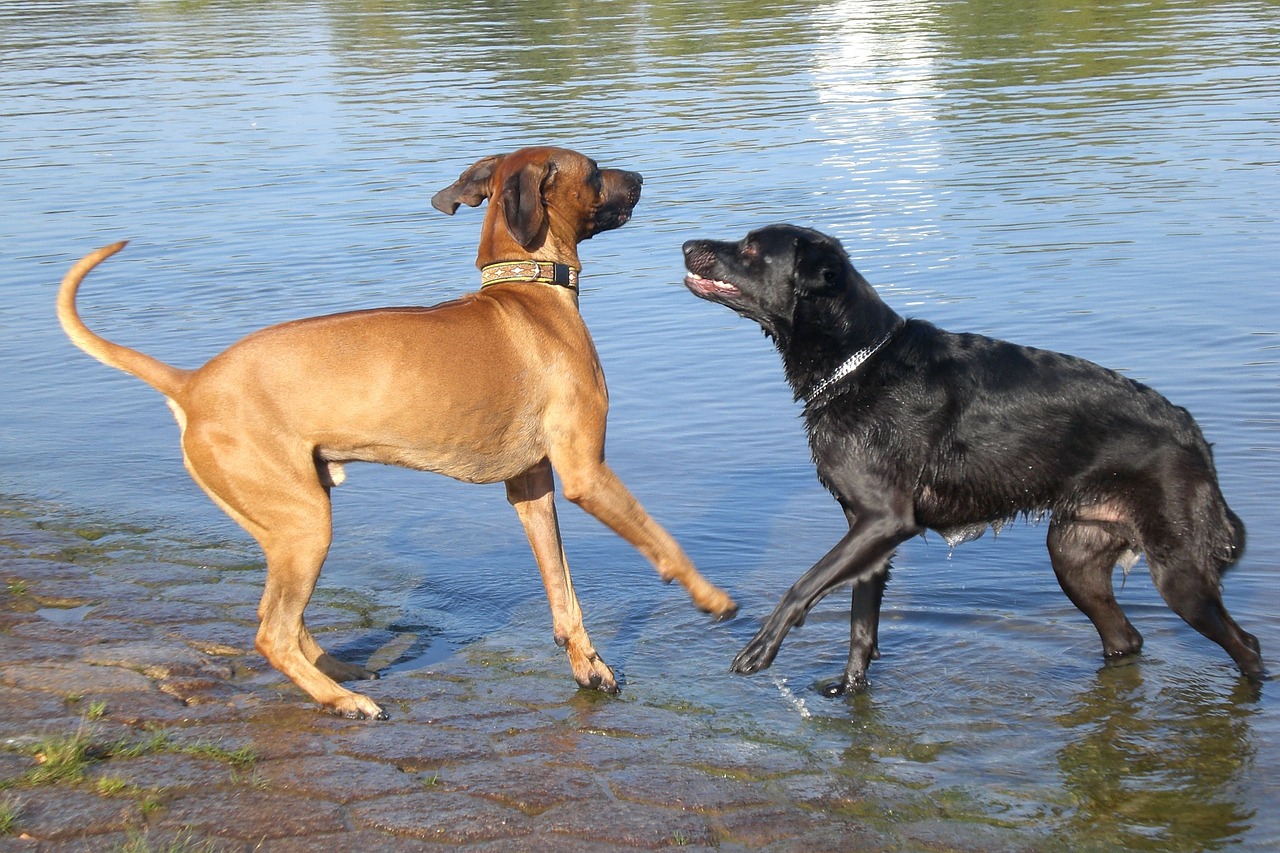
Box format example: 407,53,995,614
3,1,1278,848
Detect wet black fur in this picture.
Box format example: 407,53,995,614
683,224,1263,692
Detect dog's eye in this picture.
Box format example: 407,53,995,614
743,242,760,260
822,268,837,283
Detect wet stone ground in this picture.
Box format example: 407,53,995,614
0,505,1039,852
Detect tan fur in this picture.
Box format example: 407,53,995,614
57,146,736,720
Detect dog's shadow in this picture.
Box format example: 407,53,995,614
324,621,446,678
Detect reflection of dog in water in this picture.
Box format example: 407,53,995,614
56,146,737,721
684,223,1262,693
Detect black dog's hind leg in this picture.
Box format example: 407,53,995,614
732,510,913,678
1147,557,1263,680
1047,518,1145,661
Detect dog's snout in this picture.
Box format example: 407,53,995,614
621,170,643,203
606,168,643,192
681,240,717,275
681,240,708,262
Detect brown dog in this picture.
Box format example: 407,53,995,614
57,146,737,720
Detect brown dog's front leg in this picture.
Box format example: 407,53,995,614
506,461,617,693
557,462,738,620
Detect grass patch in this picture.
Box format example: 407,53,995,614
138,793,165,818
113,730,256,767
95,775,129,796
107,729,174,761
2,724,258,790
0,797,19,835
26,727,96,785
120,827,221,853
177,739,256,767
230,767,269,789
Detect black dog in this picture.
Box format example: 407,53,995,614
683,224,1263,693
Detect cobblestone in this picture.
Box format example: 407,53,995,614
0,507,1036,851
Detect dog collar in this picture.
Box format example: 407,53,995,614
807,327,898,401
480,261,578,291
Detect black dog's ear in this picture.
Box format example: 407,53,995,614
500,159,553,248
431,154,505,215
793,234,848,297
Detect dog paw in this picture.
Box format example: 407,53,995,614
691,585,739,621
328,693,388,721
730,636,778,676
710,597,739,622
820,673,870,697
568,647,619,694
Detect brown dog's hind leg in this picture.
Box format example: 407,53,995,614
507,461,617,693
253,530,386,718
1047,517,1144,661
180,432,386,719
555,460,738,620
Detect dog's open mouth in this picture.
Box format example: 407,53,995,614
684,273,741,297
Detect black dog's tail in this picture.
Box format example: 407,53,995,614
1194,435,1246,576
1180,464,1245,579
1134,439,1244,582
1215,502,1247,575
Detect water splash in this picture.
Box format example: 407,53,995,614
772,676,812,719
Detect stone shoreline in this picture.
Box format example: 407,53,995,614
0,503,1034,852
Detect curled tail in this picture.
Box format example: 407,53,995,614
57,242,189,399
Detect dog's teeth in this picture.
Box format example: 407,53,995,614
685,272,739,295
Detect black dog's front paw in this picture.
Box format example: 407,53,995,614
731,631,782,675
819,673,871,697
732,603,809,676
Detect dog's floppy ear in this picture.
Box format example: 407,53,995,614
793,233,848,297
431,154,505,215
500,159,552,248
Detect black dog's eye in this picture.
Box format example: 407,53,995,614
742,242,760,260
822,267,837,284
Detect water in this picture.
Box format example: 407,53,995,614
3,0,1278,847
